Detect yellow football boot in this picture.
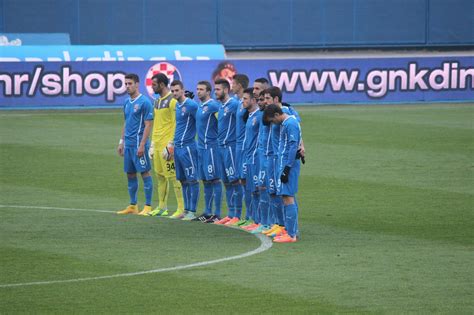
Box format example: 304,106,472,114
117,204,138,215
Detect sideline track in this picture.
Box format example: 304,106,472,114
0,204,273,288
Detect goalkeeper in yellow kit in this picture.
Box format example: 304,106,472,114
143,73,184,217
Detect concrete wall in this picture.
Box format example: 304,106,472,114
1,0,472,49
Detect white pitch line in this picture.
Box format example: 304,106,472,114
0,204,273,288
0,205,115,214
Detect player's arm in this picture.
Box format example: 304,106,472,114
288,106,305,156
117,122,125,157
299,138,306,157
281,123,300,183
285,124,300,168
169,99,177,146
138,120,152,157
138,101,154,157
151,100,158,143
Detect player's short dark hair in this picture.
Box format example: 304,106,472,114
255,77,269,85
263,104,283,125
214,78,230,90
243,87,254,97
152,73,169,86
125,73,139,83
233,74,249,89
264,86,282,102
170,80,184,88
198,80,212,92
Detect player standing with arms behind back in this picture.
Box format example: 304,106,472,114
213,79,240,225
194,81,223,223
227,74,249,225
117,74,154,215
171,80,200,221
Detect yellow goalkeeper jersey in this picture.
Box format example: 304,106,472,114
152,92,176,144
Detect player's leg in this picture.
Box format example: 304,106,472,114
267,156,286,236
274,161,300,243
181,145,199,221
171,147,188,219
242,161,252,223
250,161,267,233
210,147,223,219
138,171,153,215
198,148,213,217
258,154,271,231
168,178,185,218
242,159,259,230
150,147,169,216
197,148,222,222
166,159,185,216
273,196,297,243
134,146,153,215
118,147,139,214
215,147,233,224
233,147,244,221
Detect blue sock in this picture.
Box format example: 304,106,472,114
203,182,213,215
225,183,234,217
127,177,138,205
142,175,153,206
189,181,199,212
181,182,189,211
259,190,270,226
284,203,298,237
213,181,222,217
251,191,260,223
244,187,252,220
234,184,243,219
272,195,285,226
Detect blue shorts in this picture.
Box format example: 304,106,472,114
267,155,277,194
124,145,151,174
276,160,300,197
218,145,238,183
174,144,198,182
197,147,222,181
235,146,245,180
258,152,267,188
245,156,260,192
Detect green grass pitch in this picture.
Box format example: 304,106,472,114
0,104,473,313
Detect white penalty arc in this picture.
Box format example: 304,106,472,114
0,204,273,288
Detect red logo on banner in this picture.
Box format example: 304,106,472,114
145,62,182,97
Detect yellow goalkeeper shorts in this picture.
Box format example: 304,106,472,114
153,142,176,178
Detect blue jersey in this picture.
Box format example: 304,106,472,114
271,106,297,154
243,109,262,163
278,115,302,169
235,99,247,149
258,116,273,157
196,98,219,149
123,94,154,148
282,103,301,122
174,97,198,148
217,97,239,146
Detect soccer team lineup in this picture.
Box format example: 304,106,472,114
117,73,303,243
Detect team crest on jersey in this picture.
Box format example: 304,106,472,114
202,105,208,112
224,106,229,116
134,104,139,112
145,62,182,98
252,117,257,125
181,106,187,116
